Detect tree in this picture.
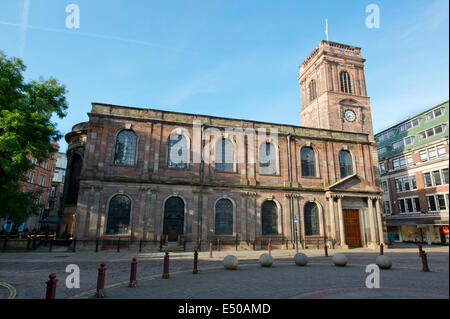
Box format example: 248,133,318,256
0,51,68,224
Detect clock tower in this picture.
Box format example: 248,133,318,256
299,41,375,142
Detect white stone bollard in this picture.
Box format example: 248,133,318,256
223,255,238,270
294,253,308,266
376,255,392,269
332,253,348,267
259,253,273,267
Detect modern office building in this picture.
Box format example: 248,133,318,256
376,101,449,245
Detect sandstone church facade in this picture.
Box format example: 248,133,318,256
61,41,385,251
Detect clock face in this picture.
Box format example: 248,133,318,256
344,110,356,122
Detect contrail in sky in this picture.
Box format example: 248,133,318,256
19,0,30,58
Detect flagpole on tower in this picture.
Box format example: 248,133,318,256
326,19,329,41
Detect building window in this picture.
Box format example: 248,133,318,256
309,80,317,102
411,175,417,189
425,107,446,121
114,130,137,166
427,196,437,212
66,154,83,205
376,129,395,142
215,199,233,235
399,119,420,132
301,147,316,177
50,186,56,198
27,171,35,183
39,175,46,186
392,140,404,150
105,195,131,235
339,71,352,94
215,138,234,172
339,150,353,178
384,201,391,215
424,168,449,187
304,202,320,236
168,134,188,168
425,194,449,212
417,124,447,141
261,200,278,236
379,162,386,173
404,136,414,146
414,198,421,212
419,144,447,162
381,181,388,192
392,155,412,170
378,147,388,156
259,142,277,175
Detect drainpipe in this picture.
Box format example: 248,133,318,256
287,134,292,187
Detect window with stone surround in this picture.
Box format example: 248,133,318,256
106,195,131,235
309,80,317,102
339,71,352,94
215,138,234,172
66,154,82,205
301,146,316,177
259,142,277,175
215,199,233,236
114,130,137,166
168,134,188,169
339,150,353,178
304,202,320,236
261,200,278,236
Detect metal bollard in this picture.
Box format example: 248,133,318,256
117,237,120,253
128,257,138,287
209,242,213,258
268,240,272,255
316,239,319,250
139,238,143,253
193,250,199,274
2,237,7,252
95,263,107,298
72,237,77,252
162,251,170,279
324,243,328,257
380,243,384,255
45,273,58,299
218,239,221,252
418,244,423,257
253,240,256,251
27,237,31,251
95,238,99,253
420,251,430,272
49,238,54,252
235,236,238,251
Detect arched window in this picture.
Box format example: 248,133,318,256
259,142,277,174
215,138,234,172
340,71,352,94
301,146,316,177
215,199,233,235
168,134,188,168
304,202,320,236
309,80,317,102
114,130,137,166
65,154,82,205
261,200,278,235
339,150,353,178
106,195,131,235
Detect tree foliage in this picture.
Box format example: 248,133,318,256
0,51,68,224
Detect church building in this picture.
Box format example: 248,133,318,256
60,41,385,251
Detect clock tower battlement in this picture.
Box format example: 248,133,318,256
298,41,374,142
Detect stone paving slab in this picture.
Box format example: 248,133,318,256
0,244,448,299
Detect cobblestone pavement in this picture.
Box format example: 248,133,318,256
0,244,448,299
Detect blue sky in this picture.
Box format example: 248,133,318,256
0,0,448,151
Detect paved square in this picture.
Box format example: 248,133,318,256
0,244,448,299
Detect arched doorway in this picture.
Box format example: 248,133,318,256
163,197,184,242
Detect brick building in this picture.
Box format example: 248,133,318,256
61,41,385,251
376,101,449,245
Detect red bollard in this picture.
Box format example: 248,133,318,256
193,250,198,274
324,244,328,257
95,263,107,298
162,251,170,279
380,243,384,255
128,257,138,288
420,251,430,272
418,244,423,257
45,273,58,299
268,241,272,255
209,242,213,258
